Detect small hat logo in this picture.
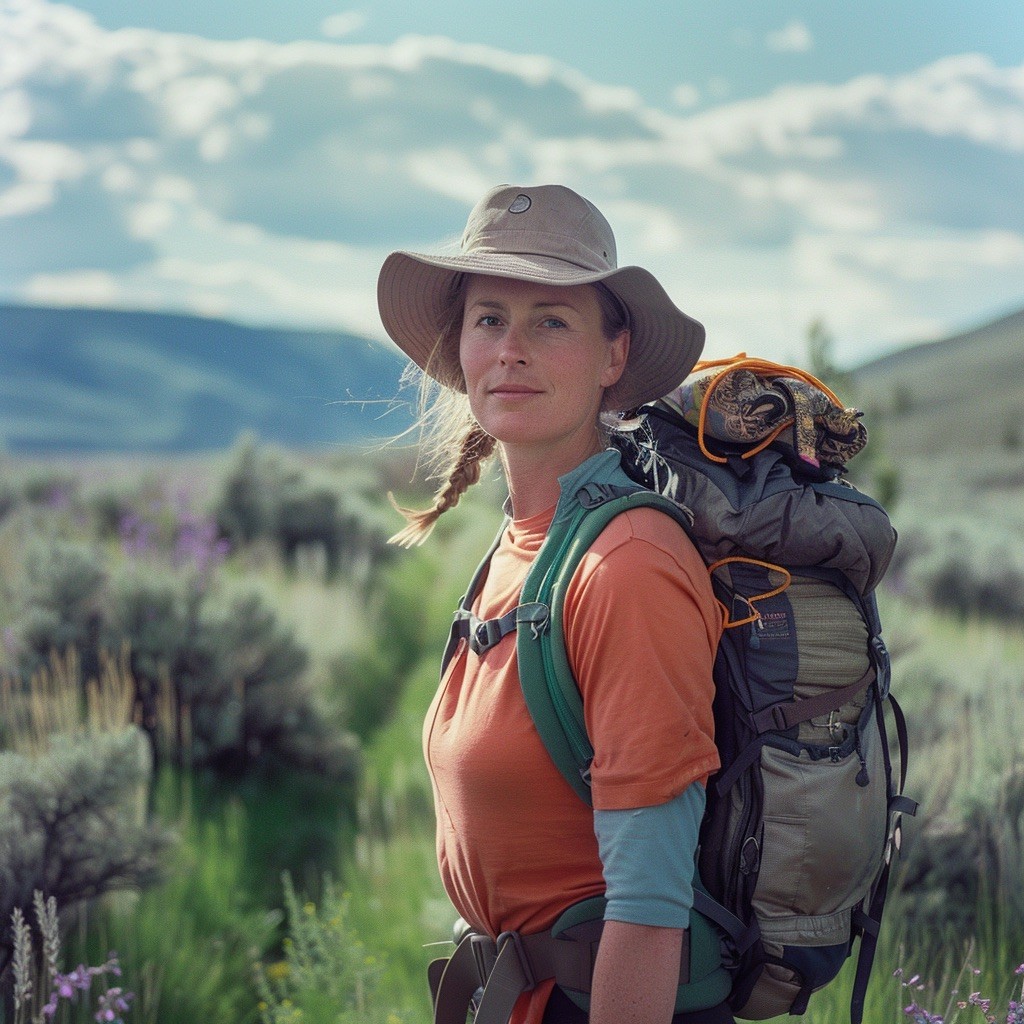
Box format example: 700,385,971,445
508,194,532,214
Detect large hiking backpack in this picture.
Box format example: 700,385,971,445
613,357,918,1021
443,357,916,1023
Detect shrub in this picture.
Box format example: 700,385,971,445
210,437,398,585
19,471,78,510
900,762,1024,939
7,521,351,780
274,472,343,578
212,435,295,547
102,566,357,780
894,518,1024,621
102,565,208,748
11,540,106,680
86,478,159,542
0,478,18,523
0,728,173,973
193,587,310,769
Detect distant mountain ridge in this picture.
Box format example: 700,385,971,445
0,304,412,453
851,304,1024,464
2,300,1021,455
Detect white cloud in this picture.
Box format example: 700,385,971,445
321,11,367,40
811,229,1024,282
0,181,54,217
0,90,32,139
160,75,241,136
127,199,176,239
733,169,881,232
23,269,122,306
766,21,814,54
0,0,1022,366
671,84,700,109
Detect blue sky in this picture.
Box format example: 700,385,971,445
61,0,1024,108
2,0,1023,365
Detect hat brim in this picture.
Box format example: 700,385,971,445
377,249,705,411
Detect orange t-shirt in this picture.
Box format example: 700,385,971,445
424,503,721,1023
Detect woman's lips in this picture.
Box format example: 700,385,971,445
488,382,542,396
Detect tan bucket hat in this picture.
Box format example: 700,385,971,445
377,183,705,412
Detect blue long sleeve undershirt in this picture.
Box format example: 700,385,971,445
593,781,705,929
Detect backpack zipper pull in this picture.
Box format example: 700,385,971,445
749,615,763,649
855,733,870,787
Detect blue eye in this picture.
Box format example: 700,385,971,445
542,317,567,329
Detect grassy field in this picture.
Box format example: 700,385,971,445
0,435,1022,1024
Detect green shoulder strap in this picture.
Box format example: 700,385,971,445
517,484,694,805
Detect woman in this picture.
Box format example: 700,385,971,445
377,184,731,1024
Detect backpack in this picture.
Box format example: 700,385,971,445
441,356,917,1024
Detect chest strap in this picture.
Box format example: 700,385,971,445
429,922,692,1024
452,603,550,657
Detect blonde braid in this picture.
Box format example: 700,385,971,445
388,424,496,547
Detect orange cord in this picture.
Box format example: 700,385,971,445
708,556,792,629
689,355,842,464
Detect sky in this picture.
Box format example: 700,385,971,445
1,0,1023,366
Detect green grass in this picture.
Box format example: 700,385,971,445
63,770,282,1024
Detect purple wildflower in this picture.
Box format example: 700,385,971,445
902,1004,943,1024
94,985,133,1023
967,991,992,1013
119,511,158,559
173,512,229,575
44,956,130,1021
46,486,71,511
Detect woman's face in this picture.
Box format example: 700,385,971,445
459,275,628,463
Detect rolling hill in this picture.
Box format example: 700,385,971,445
852,305,1024,464
0,304,413,453
2,300,1022,462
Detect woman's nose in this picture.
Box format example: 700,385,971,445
498,324,528,365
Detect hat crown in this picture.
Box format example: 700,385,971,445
461,184,618,273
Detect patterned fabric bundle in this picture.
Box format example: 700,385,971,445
664,355,867,469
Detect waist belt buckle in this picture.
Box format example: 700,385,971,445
496,930,536,992
470,933,497,987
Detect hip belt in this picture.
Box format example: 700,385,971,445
429,920,692,1024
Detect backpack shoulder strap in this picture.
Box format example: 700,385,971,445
517,484,695,805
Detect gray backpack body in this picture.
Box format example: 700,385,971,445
611,396,916,1021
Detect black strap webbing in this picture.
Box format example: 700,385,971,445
749,668,874,733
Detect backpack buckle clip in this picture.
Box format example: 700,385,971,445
472,619,505,655
496,930,536,991
826,710,845,741
469,932,497,986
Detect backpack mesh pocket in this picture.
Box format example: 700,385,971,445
755,730,888,939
